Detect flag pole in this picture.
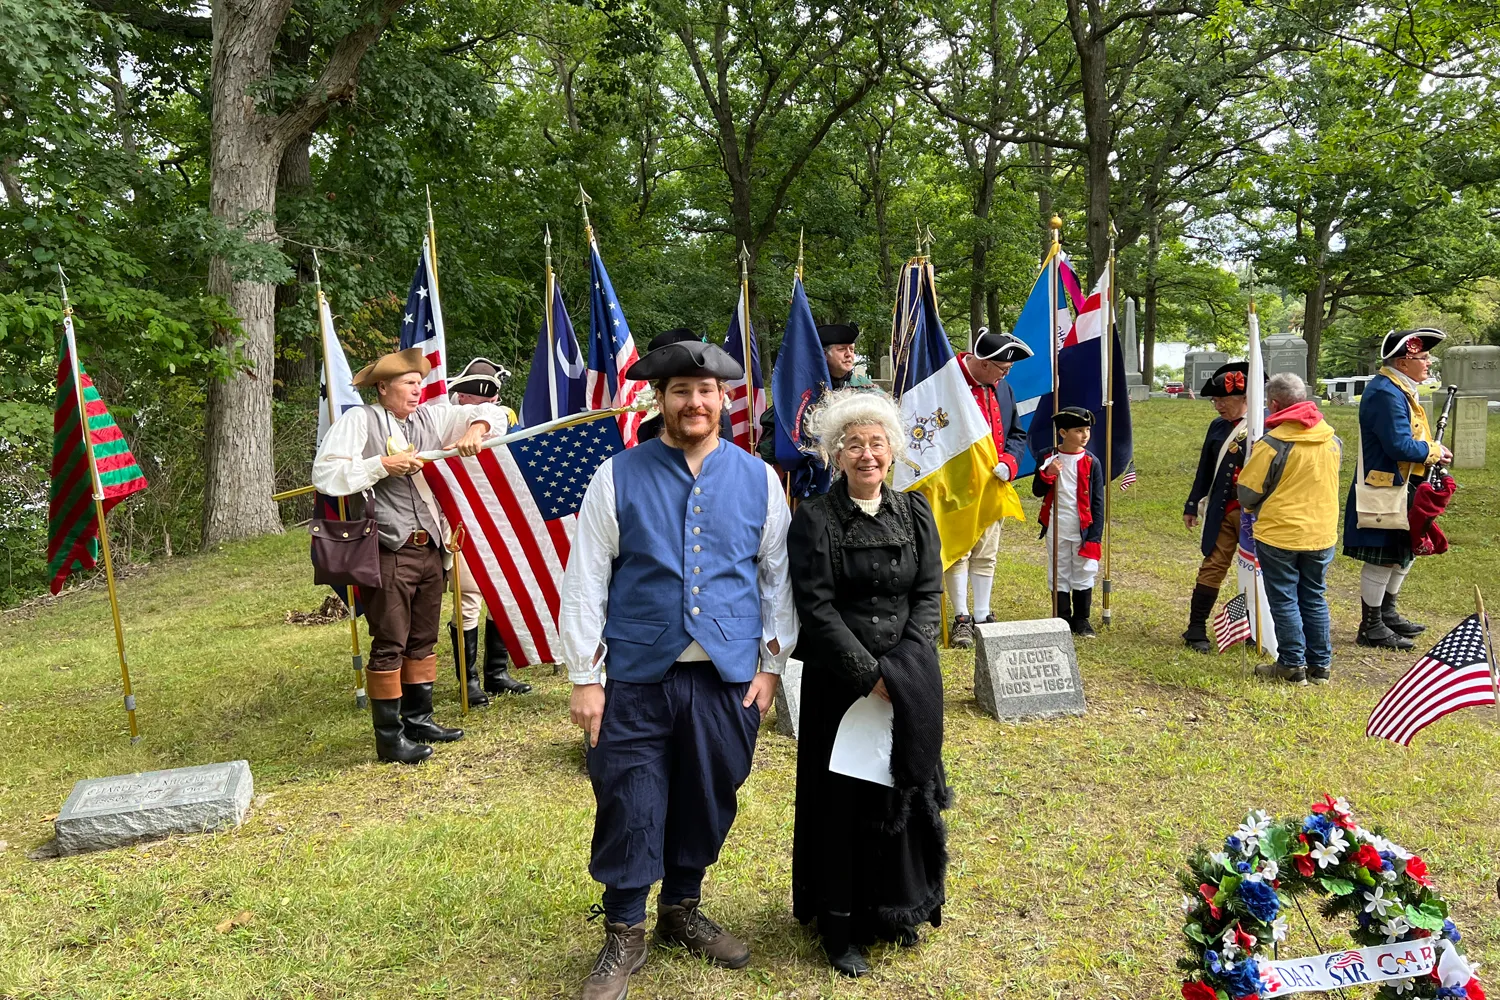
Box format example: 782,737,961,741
450,526,470,716
1048,215,1062,619
797,227,805,282
1102,223,1116,628
578,184,595,246
1247,269,1265,657
739,242,757,452
425,185,441,299
312,251,368,710
545,226,558,421
1476,586,1500,722
59,268,140,740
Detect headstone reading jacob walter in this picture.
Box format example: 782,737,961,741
774,658,804,738
54,760,254,855
973,619,1086,720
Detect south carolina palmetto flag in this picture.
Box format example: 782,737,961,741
47,314,147,593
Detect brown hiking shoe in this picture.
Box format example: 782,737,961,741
950,614,975,649
654,898,750,969
579,916,647,1000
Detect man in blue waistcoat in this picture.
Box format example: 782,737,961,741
559,336,798,1000
1343,328,1450,650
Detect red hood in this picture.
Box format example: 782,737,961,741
1265,400,1324,429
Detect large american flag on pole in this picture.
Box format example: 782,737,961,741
400,235,447,403
722,282,765,452
420,413,625,666
586,238,646,446
1367,614,1497,746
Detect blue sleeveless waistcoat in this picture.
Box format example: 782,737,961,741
604,439,766,683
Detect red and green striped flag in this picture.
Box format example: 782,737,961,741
47,315,148,594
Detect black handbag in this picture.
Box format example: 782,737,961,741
310,516,383,589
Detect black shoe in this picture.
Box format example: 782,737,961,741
482,618,533,694
1381,593,1426,638
820,913,871,979
1071,589,1095,637
371,697,433,764
950,614,974,649
1183,584,1217,653
449,622,490,708
1053,591,1072,624
400,683,464,743
1307,664,1331,684
1357,600,1414,650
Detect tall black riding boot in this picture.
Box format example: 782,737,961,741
401,682,464,743
1052,591,1072,623
1071,588,1096,637
819,913,870,979
1381,593,1426,638
1183,584,1217,653
372,697,432,764
449,621,490,708
1358,600,1414,650
482,617,532,695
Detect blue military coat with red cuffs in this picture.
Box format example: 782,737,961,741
1031,449,1105,560
958,352,1030,479
1185,416,1245,559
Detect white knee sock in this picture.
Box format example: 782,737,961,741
945,567,969,617
971,574,995,622
1386,564,1410,597
1361,564,1395,606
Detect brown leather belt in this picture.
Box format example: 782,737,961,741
404,530,431,547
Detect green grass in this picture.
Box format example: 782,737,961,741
3,398,1500,999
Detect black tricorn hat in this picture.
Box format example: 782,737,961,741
1053,406,1095,430
1381,327,1446,361
817,323,860,347
973,327,1033,363
625,341,743,382
449,356,508,397
647,327,704,353
1200,362,1258,398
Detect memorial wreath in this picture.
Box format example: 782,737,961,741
1178,795,1483,1000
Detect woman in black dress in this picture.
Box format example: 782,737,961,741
787,389,948,977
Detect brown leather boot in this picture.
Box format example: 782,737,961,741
579,920,646,1000
655,898,750,969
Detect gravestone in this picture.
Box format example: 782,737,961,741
1123,299,1150,402
54,760,254,856
1444,345,1500,402
1453,394,1487,469
1184,351,1229,397
774,658,804,738
973,619,1086,720
1263,335,1309,382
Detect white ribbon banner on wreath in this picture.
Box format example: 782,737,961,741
1261,940,1438,995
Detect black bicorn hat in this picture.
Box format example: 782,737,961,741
1053,406,1095,430
624,340,744,382
449,357,509,397
817,323,860,347
647,327,705,353
972,326,1034,363
1200,361,1259,398
1381,327,1446,361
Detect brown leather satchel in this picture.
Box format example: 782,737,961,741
310,516,382,589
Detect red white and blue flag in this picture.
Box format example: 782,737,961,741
586,238,646,446
721,283,765,452
1367,613,1497,746
399,235,447,403
422,413,625,666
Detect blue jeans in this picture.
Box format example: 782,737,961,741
1256,541,1334,669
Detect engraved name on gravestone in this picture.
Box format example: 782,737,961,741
54,760,254,855
1454,394,1487,469
973,619,1086,720
774,657,804,739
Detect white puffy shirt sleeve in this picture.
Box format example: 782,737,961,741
757,463,797,673
312,406,387,497
431,401,507,445
559,458,619,685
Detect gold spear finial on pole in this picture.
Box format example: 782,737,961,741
578,184,594,242
797,227,805,281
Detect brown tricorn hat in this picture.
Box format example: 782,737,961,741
352,347,432,388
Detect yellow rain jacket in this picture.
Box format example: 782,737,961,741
1236,401,1343,552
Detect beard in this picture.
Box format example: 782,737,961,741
662,404,720,447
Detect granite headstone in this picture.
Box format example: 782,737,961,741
1123,299,1150,402
1454,394,1487,469
1444,345,1500,403
973,619,1086,720
54,760,254,855
774,658,804,738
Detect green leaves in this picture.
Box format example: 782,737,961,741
1404,901,1446,932
1260,824,1292,861
1319,877,1355,896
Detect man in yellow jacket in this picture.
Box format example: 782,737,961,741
1237,373,1343,685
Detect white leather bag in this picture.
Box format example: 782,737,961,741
1354,439,1408,530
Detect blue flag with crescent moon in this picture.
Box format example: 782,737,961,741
521,280,586,427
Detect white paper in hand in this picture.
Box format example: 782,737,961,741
828,694,895,787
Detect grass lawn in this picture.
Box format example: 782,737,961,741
3,398,1500,999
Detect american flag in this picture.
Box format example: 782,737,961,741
586,238,646,446
1213,593,1252,652
722,283,765,452
1367,614,1496,746
400,235,447,403
421,413,624,666
1119,464,1137,491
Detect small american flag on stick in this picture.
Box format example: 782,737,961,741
1213,593,1252,653
1119,463,1137,491
1367,613,1497,746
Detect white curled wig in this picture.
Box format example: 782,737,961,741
805,388,907,477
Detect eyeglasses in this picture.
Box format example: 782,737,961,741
843,441,889,457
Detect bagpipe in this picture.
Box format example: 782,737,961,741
1410,384,1458,557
